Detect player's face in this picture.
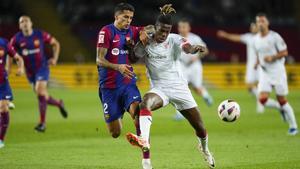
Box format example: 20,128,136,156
177,22,191,36
256,16,269,32
250,23,258,34
115,10,134,29
154,23,172,43
19,16,33,32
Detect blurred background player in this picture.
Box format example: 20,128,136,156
253,13,298,135
0,37,24,148
174,18,213,120
126,4,215,169
217,23,267,113
10,16,68,132
96,3,151,168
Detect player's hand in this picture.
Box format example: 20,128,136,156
217,30,227,38
139,30,149,46
264,56,274,63
48,58,58,66
194,45,206,53
117,64,134,79
16,67,24,76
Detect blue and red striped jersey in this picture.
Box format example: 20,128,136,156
0,38,16,84
97,24,142,89
10,29,52,77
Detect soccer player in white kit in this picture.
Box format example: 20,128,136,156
253,13,298,135
173,19,213,120
217,23,269,113
126,4,215,169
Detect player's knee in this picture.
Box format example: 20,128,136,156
276,96,287,106
259,97,268,105
0,102,9,112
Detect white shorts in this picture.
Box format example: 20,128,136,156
257,69,288,96
245,65,259,84
147,83,197,111
181,61,203,88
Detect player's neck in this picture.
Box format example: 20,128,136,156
180,33,188,38
113,22,124,31
22,29,33,37
261,29,269,37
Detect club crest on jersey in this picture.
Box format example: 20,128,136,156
34,39,40,47
0,48,4,57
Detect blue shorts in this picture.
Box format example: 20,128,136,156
27,67,49,84
99,84,142,123
0,80,13,101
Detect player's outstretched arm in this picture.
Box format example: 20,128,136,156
97,47,134,79
217,30,242,43
49,37,60,66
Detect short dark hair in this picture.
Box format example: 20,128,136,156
156,4,176,25
178,18,191,24
114,3,135,14
256,12,267,18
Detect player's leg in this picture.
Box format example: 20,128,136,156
258,79,281,111
275,82,298,135
106,119,122,138
34,80,49,132
0,100,10,148
180,107,215,168
246,67,264,113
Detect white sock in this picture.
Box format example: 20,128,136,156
197,136,209,152
139,115,152,141
201,88,211,100
282,103,298,129
265,99,280,110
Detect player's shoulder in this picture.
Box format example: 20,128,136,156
168,33,183,40
0,37,8,44
269,30,282,38
188,32,200,39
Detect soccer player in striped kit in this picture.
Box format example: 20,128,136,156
10,16,68,132
96,3,151,169
0,37,24,148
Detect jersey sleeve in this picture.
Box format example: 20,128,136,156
131,26,143,43
171,34,190,49
42,31,53,44
240,33,251,45
196,36,207,47
274,33,287,52
9,35,17,50
7,43,16,58
97,26,111,49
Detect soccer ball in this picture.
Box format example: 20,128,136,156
218,99,240,122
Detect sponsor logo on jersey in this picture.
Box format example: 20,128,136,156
148,54,167,59
22,48,40,56
111,48,129,56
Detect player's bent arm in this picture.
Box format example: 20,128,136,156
217,30,241,42
97,47,118,70
274,50,288,60
182,43,206,54
13,53,24,76
50,37,60,62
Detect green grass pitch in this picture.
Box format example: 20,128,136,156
0,89,300,169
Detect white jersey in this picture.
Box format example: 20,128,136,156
240,33,257,68
144,33,187,85
253,30,287,77
179,33,206,65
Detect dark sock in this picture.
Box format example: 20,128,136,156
38,95,47,124
0,112,9,141
47,96,62,108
